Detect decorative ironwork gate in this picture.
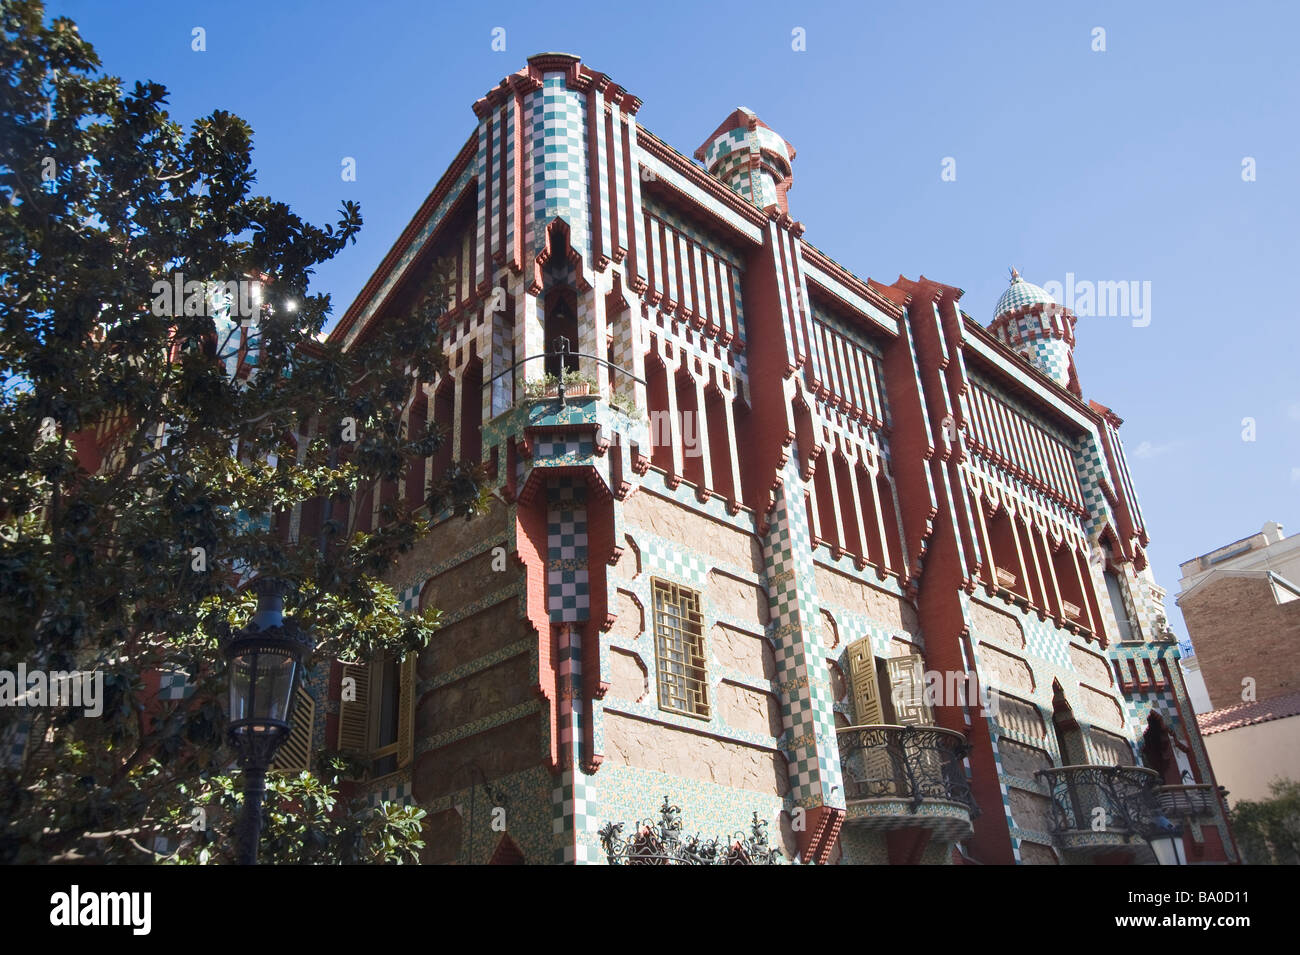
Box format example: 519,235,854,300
599,796,785,865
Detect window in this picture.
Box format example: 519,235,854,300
543,288,579,379
270,685,315,773
651,578,709,718
335,654,415,777
370,656,405,777
1104,570,1133,641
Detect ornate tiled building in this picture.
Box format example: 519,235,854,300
304,54,1237,864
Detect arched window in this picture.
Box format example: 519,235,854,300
543,288,579,379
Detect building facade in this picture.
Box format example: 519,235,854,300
1177,523,1300,809
300,54,1236,864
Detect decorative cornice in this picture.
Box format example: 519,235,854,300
801,245,905,321
636,127,768,228
474,53,641,120
962,318,1099,428
328,134,477,347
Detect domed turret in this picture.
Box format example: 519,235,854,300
695,107,795,214
988,268,1079,394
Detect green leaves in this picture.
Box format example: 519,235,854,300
1230,779,1300,865
0,1,479,864
157,771,426,865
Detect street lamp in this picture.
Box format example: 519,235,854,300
1143,812,1187,866
222,577,314,865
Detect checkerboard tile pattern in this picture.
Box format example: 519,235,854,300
964,588,1152,856
1024,338,1071,387
367,780,416,809
397,581,422,614
698,120,791,211
159,669,192,701
547,479,590,622
765,459,845,811
994,277,1055,317
553,620,594,864
527,76,590,261
553,769,600,864
1074,430,1114,540
474,99,519,290
533,434,595,463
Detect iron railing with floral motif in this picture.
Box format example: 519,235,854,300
836,724,978,816
1035,764,1162,835
598,796,785,865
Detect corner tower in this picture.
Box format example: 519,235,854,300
695,107,796,214
987,269,1080,396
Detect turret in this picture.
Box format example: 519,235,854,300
695,107,795,214
988,268,1080,395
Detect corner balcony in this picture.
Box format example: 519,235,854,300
836,724,978,841
1154,783,1219,819
1034,765,1164,861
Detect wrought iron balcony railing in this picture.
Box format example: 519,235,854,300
1154,783,1219,819
1035,764,1162,836
836,724,978,816
486,335,644,408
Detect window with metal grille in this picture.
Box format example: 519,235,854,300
651,578,709,718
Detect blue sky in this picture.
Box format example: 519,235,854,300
48,0,1300,642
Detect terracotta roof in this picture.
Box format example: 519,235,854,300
1197,690,1300,735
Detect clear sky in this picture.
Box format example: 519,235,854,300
46,0,1300,643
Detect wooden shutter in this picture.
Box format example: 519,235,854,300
846,638,884,725
271,685,315,772
396,653,416,769
336,661,371,753
887,654,933,726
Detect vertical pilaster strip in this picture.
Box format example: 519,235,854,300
588,87,608,268
545,479,595,863
765,456,845,860
623,112,647,288
508,91,523,273
478,113,492,291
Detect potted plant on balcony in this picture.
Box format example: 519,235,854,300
524,370,600,400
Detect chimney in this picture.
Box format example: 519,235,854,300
695,107,795,214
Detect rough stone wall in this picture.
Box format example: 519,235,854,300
603,711,789,794
413,716,543,802
621,489,764,574
598,486,787,818
388,501,509,599
815,564,920,637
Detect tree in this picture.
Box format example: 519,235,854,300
0,0,485,862
1230,779,1300,865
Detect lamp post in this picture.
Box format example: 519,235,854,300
222,577,314,865
1143,812,1187,866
